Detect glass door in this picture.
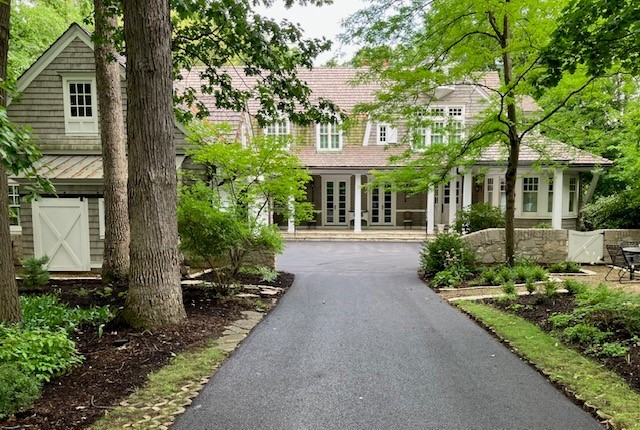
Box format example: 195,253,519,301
370,187,394,225
324,178,349,225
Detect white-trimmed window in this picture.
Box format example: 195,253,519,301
62,74,98,134
547,179,554,213
568,177,578,213
522,177,539,212
499,178,506,209
264,119,290,137
377,123,397,145
412,106,465,150
486,178,494,205
8,183,20,226
317,121,342,150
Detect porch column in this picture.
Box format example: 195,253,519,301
552,168,564,229
427,186,435,235
354,173,362,232
463,171,473,209
287,196,295,233
448,176,457,227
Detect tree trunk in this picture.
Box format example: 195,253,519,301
500,10,520,267
120,0,186,328
0,0,21,323
94,0,130,284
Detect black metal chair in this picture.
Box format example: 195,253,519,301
605,244,636,282
621,241,640,270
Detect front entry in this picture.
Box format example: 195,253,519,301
323,177,350,226
370,187,394,225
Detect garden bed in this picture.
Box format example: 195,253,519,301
481,292,640,393
0,272,293,430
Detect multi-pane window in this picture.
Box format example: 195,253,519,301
569,177,578,212
63,75,98,134
264,120,289,137
69,82,93,118
499,178,506,210
8,184,20,226
522,177,539,212
318,121,341,150
430,122,445,144
486,178,494,205
547,179,554,212
414,126,428,149
443,183,450,205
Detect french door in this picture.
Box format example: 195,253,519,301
324,177,349,226
370,187,394,225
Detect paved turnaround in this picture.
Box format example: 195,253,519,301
173,242,601,430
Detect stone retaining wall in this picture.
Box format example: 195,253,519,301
462,228,568,264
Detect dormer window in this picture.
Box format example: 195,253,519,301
377,123,397,145
62,74,98,135
411,106,465,150
317,121,342,150
264,119,290,137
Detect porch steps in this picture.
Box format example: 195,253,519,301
282,229,430,242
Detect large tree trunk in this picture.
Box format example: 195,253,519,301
500,10,519,267
0,0,21,323
120,0,186,328
94,0,130,284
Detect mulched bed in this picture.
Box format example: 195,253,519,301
483,294,640,393
1,272,294,430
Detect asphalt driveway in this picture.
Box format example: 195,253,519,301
172,242,601,430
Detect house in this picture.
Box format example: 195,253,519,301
7,24,190,271
178,67,611,234
7,24,611,271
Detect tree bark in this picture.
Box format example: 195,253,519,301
500,8,520,267
0,0,21,323
120,0,186,328
94,0,130,284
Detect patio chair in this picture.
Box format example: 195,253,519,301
605,244,636,282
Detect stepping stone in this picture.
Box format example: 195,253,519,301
235,293,260,298
259,289,279,297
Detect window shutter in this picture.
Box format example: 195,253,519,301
387,127,398,144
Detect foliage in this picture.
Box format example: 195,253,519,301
582,192,640,229
171,0,339,125
178,183,284,281
544,279,561,298
532,222,552,229
502,281,516,297
549,313,574,329
0,363,41,419
548,261,582,273
0,325,82,382
474,261,548,286
431,264,472,289
597,342,629,358
541,0,640,83
457,301,640,430
19,295,113,333
19,255,50,290
563,323,610,346
420,233,476,277
525,279,536,295
452,203,505,234
240,266,278,283
8,0,93,81
563,279,588,295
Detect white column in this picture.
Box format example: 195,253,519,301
427,186,435,235
552,168,564,229
448,176,457,227
287,196,295,233
463,171,473,209
354,173,362,232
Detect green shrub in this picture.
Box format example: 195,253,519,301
240,266,278,283
529,266,549,282
563,279,588,295
20,256,50,290
532,222,552,229
0,326,83,382
544,279,561,298
583,191,640,230
575,284,640,335
497,266,514,283
19,295,113,333
563,323,610,346
548,313,574,329
452,203,505,234
477,267,499,286
431,264,472,288
548,261,582,273
597,342,629,358
525,278,536,294
420,233,477,276
502,280,516,296
0,364,41,419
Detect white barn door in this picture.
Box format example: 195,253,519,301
33,198,90,271
568,230,604,264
